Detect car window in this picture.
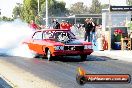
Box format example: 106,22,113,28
56,32,70,42
43,30,76,42
43,31,54,39
32,32,42,40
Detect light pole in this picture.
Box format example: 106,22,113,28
45,0,48,28
38,0,39,15
108,0,111,50
0,9,1,16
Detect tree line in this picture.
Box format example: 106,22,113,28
0,16,14,21
12,0,132,23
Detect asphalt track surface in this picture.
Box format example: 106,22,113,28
0,55,132,88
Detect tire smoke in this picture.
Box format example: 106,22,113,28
0,19,35,58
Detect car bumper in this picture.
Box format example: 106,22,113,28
52,49,93,56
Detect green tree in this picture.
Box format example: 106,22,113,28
40,0,68,17
89,0,102,14
127,0,132,5
12,0,68,23
2,16,10,21
69,2,88,14
22,0,38,22
101,4,109,9
0,17,2,21
12,3,22,19
1,16,14,21
35,16,42,26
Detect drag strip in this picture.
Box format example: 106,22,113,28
0,55,132,88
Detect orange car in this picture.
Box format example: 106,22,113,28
24,29,93,61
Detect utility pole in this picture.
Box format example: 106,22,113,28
108,0,111,50
38,0,40,15
0,9,1,15
45,0,48,28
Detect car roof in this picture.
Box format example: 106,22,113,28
35,29,70,32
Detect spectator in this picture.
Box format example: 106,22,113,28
90,18,96,46
83,18,94,42
29,20,39,30
129,32,132,38
60,20,67,29
52,19,60,29
66,21,72,30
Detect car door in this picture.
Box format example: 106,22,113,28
28,31,44,54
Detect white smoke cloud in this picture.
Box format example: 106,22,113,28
0,19,35,58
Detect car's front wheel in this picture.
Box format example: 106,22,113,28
80,55,87,61
46,49,52,61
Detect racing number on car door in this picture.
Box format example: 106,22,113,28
30,32,44,54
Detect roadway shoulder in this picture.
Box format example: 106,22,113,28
91,50,132,62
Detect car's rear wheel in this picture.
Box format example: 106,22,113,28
80,55,87,61
34,54,40,58
46,49,52,61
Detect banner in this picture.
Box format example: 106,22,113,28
110,6,132,11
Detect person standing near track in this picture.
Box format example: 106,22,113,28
60,20,67,29
29,20,39,30
83,18,94,42
66,21,72,30
90,18,96,45
52,19,60,29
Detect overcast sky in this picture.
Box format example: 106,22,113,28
0,0,127,17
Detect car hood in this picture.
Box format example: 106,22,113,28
43,39,64,46
63,39,92,45
64,39,83,45
43,39,92,46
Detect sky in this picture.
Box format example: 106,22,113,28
0,0,127,17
